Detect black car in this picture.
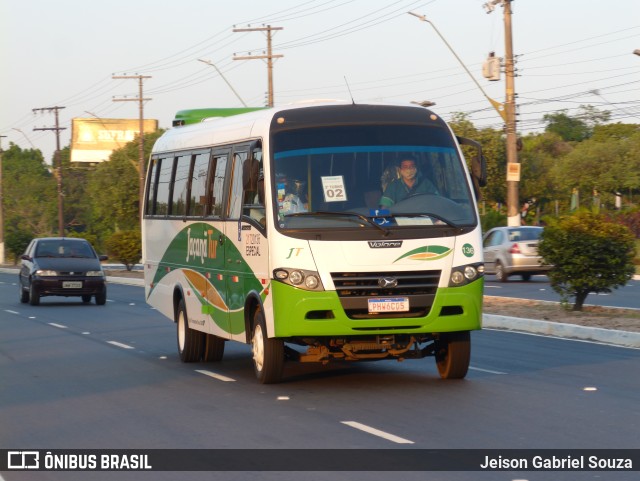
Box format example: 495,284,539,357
19,237,108,306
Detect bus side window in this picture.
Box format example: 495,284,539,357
171,154,192,217
228,150,248,219
145,157,160,215
210,153,228,217
155,156,174,216
188,152,211,217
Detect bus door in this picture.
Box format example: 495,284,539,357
224,144,269,340
206,149,232,337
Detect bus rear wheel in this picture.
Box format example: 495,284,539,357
251,308,284,384
203,334,225,362
435,331,471,379
176,299,204,362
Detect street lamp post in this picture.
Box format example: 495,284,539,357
409,4,520,226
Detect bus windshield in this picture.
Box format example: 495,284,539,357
271,124,476,231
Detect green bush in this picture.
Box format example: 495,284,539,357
481,209,506,233
5,228,34,265
105,230,142,271
538,210,636,311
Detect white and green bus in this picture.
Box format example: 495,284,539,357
142,101,487,384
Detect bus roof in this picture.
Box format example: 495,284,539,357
154,100,438,155
172,107,266,126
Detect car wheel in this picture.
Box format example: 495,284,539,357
20,284,29,303
495,261,508,282
203,334,225,362
29,284,40,306
435,331,471,379
95,287,107,305
176,299,203,362
82,295,92,303
251,308,284,384
521,273,532,282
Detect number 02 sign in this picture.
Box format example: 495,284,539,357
321,175,348,203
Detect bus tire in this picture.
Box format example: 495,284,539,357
251,308,284,384
176,299,204,363
203,334,225,362
435,331,470,379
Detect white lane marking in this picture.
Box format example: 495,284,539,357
5,309,19,315
341,421,414,444
469,366,507,375
48,323,68,329
107,341,135,349
195,369,236,382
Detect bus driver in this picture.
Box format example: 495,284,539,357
379,156,438,208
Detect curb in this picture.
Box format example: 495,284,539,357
483,314,640,348
106,276,144,287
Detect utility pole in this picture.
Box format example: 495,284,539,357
33,106,66,236
0,135,6,264
485,0,520,226
112,74,152,219
233,25,283,107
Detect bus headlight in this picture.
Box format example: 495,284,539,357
273,268,324,291
449,263,484,287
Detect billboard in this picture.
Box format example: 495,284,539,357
70,118,158,163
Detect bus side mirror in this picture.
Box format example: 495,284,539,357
457,136,487,200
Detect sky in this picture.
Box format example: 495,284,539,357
2,0,639,163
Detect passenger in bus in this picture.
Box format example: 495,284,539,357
379,156,438,208
276,173,307,217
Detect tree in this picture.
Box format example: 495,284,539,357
543,105,610,142
537,210,636,311
2,143,57,236
550,126,640,210
105,230,142,270
60,146,95,234
449,113,506,205
86,130,164,242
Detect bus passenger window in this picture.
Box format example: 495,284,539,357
155,156,173,216
210,153,227,216
171,154,191,216
188,152,211,217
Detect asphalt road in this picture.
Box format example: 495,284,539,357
484,274,640,309
1,273,639,481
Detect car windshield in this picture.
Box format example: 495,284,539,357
271,124,476,232
35,241,94,258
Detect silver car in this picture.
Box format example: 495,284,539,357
482,226,551,282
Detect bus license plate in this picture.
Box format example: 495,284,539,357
368,297,409,313
63,281,82,288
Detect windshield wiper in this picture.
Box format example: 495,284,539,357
286,211,391,236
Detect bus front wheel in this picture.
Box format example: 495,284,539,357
176,299,204,362
251,308,284,384
435,331,471,379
